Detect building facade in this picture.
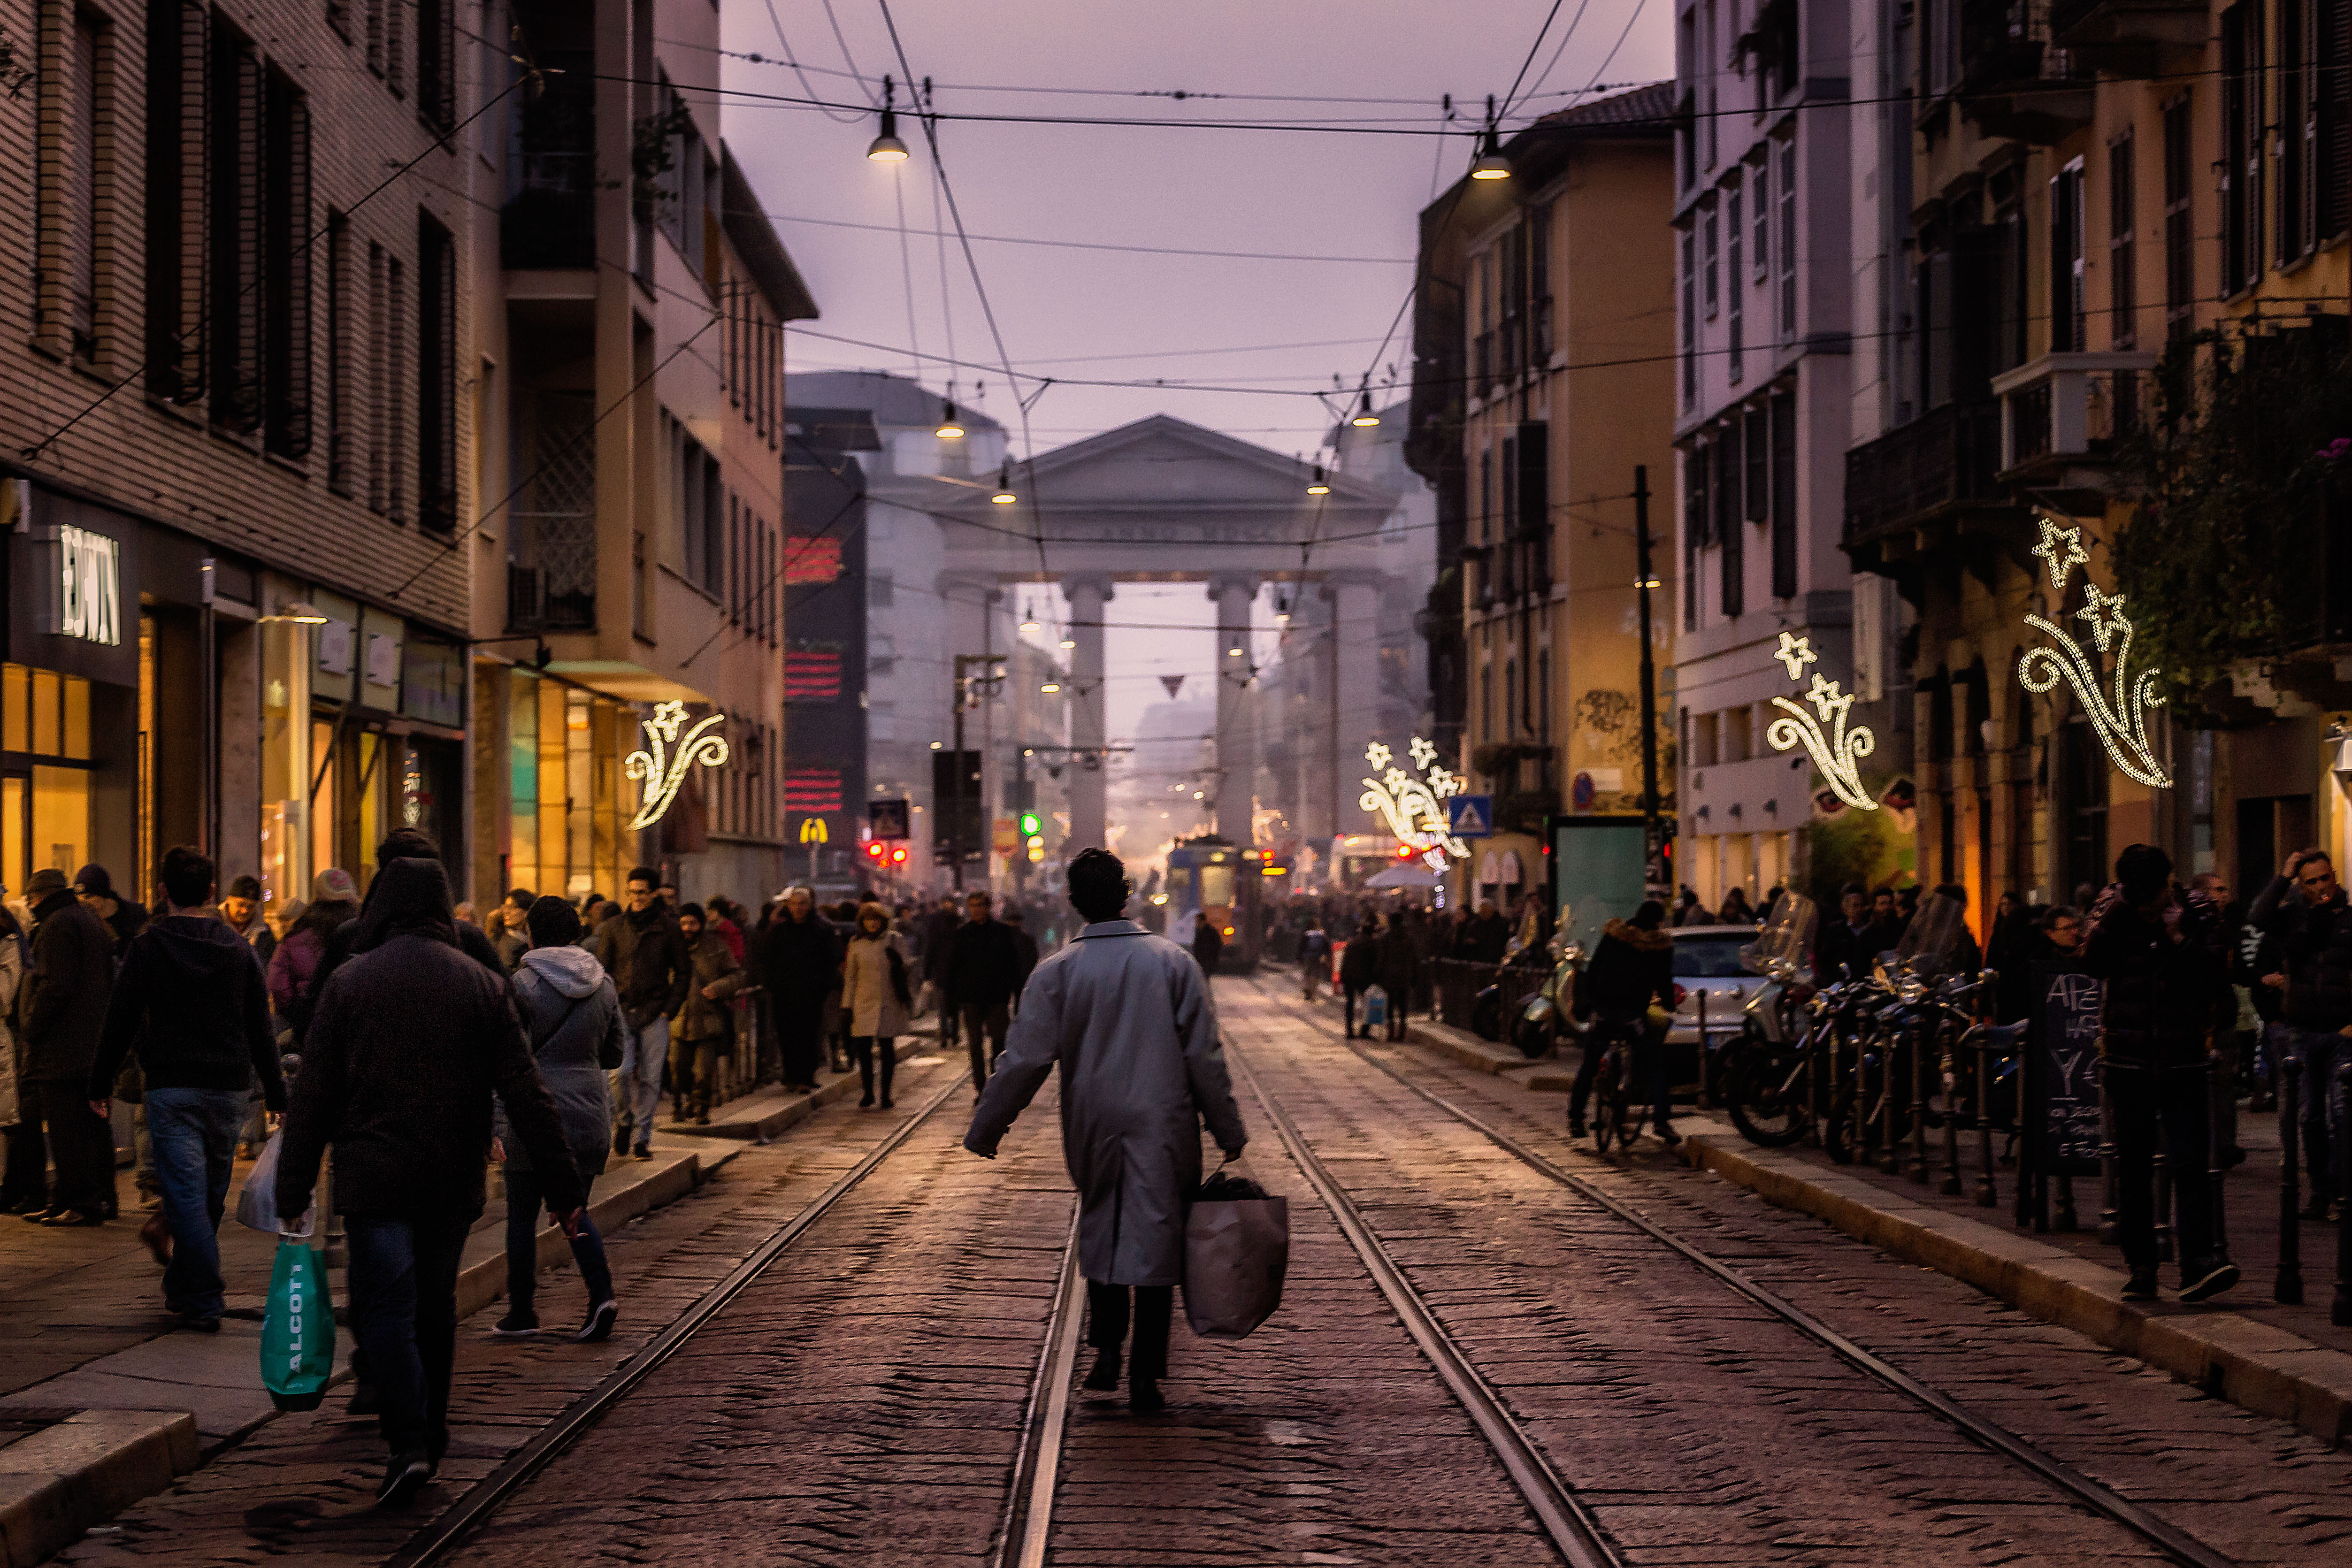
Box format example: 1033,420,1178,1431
1411,85,1678,910
1,0,482,910
468,0,813,910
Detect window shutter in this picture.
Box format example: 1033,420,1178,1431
1770,390,1798,599
2325,0,2352,237
265,72,311,458
145,0,208,402
1517,420,1549,595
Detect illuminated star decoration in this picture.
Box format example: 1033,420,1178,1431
2031,514,2089,593
1773,631,1819,681
1769,675,1877,812
2076,582,2130,652
625,701,730,830
1359,734,1469,870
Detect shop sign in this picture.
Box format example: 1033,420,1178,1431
46,525,122,646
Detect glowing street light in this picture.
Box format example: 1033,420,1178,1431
991,464,1016,503
935,400,964,439
1351,392,1380,427
1469,126,1510,180
1306,464,1330,496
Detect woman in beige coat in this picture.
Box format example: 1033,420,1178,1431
839,903,912,1108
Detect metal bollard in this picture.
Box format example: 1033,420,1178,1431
2279,1056,2304,1305
2336,1062,2352,1328
1696,990,1709,1109
1856,1031,1873,1164
1940,1038,1964,1196
2208,1053,2229,1257
2054,1172,2077,1232
1877,1038,1901,1175
1974,1033,1998,1208
2098,1061,2120,1245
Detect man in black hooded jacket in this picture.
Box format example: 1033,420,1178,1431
1569,900,1678,1144
88,847,285,1331
275,857,583,1508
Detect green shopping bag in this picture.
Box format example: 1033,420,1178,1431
260,1238,335,1412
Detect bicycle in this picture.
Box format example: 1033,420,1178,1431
1587,1013,1650,1155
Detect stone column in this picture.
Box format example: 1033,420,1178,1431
1330,573,1384,837
1065,575,1112,852
1210,575,1260,844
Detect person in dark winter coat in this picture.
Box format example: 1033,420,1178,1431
496,896,621,1343
87,846,285,1325
267,870,362,1040
13,868,117,1223
1569,900,1678,1143
589,867,690,1157
1338,916,1381,1038
1003,907,1041,1009
1816,885,1892,986
668,904,745,1125
966,849,1247,1414
751,887,840,1093
1190,914,1225,979
1375,913,1420,1040
274,857,584,1508
74,863,149,954
2083,845,2239,1303
1458,901,1511,964
2249,846,2352,1219
943,890,1024,1090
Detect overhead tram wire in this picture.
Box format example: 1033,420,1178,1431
751,210,1415,264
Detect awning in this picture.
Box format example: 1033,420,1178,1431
1364,863,1442,888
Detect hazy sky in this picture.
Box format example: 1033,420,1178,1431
723,0,1671,748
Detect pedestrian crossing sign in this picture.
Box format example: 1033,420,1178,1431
1447,794,1493,838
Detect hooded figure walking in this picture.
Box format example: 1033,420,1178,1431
965,849,1248,1413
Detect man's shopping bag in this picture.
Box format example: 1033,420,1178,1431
234,1131,314,1236
260,1238,335,1412
1182,1168,1289,1339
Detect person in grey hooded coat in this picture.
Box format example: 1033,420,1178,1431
495,896,621,1343
965,848,1247,1413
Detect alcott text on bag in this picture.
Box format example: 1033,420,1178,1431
1182,1168,1289,1339
261,1238,335,1412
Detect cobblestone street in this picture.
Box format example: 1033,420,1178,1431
33,986,2352,1568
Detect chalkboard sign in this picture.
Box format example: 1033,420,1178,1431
2025,962,2104,1176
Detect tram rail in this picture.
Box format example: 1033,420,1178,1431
1250,981,2238,1568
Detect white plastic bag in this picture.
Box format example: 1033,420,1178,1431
235,1132,314,1236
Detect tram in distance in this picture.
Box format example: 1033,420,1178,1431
1163,834,1264,972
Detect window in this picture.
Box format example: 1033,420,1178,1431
417,212,457,530
1683,442,1706,629
143,0,205,402
1678,13,1696,189
2108,131,2137,348
2323,1,2351,238
2222,6,2263,295
1751,160,1770,281
46,7,106,362
1703,204,1719,316
1776,138,1796,342
1727,183,1744,382
416,0,454,132
369,243,406,519
1770,390,1796,599
2163,96,2194,334
1716,421,1743,619
1680,229,1697,407
263,68,311,459
2051,160,2085,352
1704,0,1719,168
1530,202,1553,359
2284,0,2316,263
207,22,263,436
326,211,352,492
1923,0,1958,96
1743,405,1767,522
366,0,403,94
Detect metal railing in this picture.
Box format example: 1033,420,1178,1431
1433,957,1548,1040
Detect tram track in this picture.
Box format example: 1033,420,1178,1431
1240,981,2240,1568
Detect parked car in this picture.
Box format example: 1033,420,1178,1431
1665,925,1767,1085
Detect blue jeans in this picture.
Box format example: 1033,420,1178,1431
144,1087,248,1320
346,1214,472,1459
613,1016,666,1147
2275,1024,2347,1199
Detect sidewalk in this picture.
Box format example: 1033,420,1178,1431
1302,990,2352,1447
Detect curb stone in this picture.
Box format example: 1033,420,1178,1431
0,1411,196,1568
1677,1129,2352,1447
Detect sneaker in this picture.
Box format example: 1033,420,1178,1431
492,1311,541,1338
1568,1117,1587,1139
2179,1259,2242,1304
572,1300,617,1344
694,1109,710,1126
632,1145,653,1162
175,1313,221,1335
2122,1268,2160,1301
613,1126,630,1158
1128,1377,1165,1414
375,1451,433,1509
2301,1193,2332,1223
1655,1125,1684,1148
18,1207,60,1224
38,1209,105,1227
1082,1350,1122,1392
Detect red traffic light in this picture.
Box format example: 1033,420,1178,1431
890,846,908,864
864,841,886,861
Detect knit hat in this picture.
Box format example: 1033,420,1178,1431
27,868,70,899
312,868,360,904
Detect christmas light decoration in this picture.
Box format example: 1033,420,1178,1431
2016,519,2171,788
1359,736,1469,871
626,701,731,829
1767,668,1880,812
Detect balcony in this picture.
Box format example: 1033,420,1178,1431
501,51,595,270
506,391,598,632
1960,0,2094,142
1843,398,2015,562
2049,0,2207,71
1991,351,2158,494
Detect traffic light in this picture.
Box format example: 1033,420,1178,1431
1019,811,1041,838
864,841,887,865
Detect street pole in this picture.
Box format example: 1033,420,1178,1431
950,674,967,893
1633,464,1662,892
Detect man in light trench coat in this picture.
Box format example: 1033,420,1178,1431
966,848,1248,1413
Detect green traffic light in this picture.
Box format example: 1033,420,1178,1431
1019,812,1041,836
